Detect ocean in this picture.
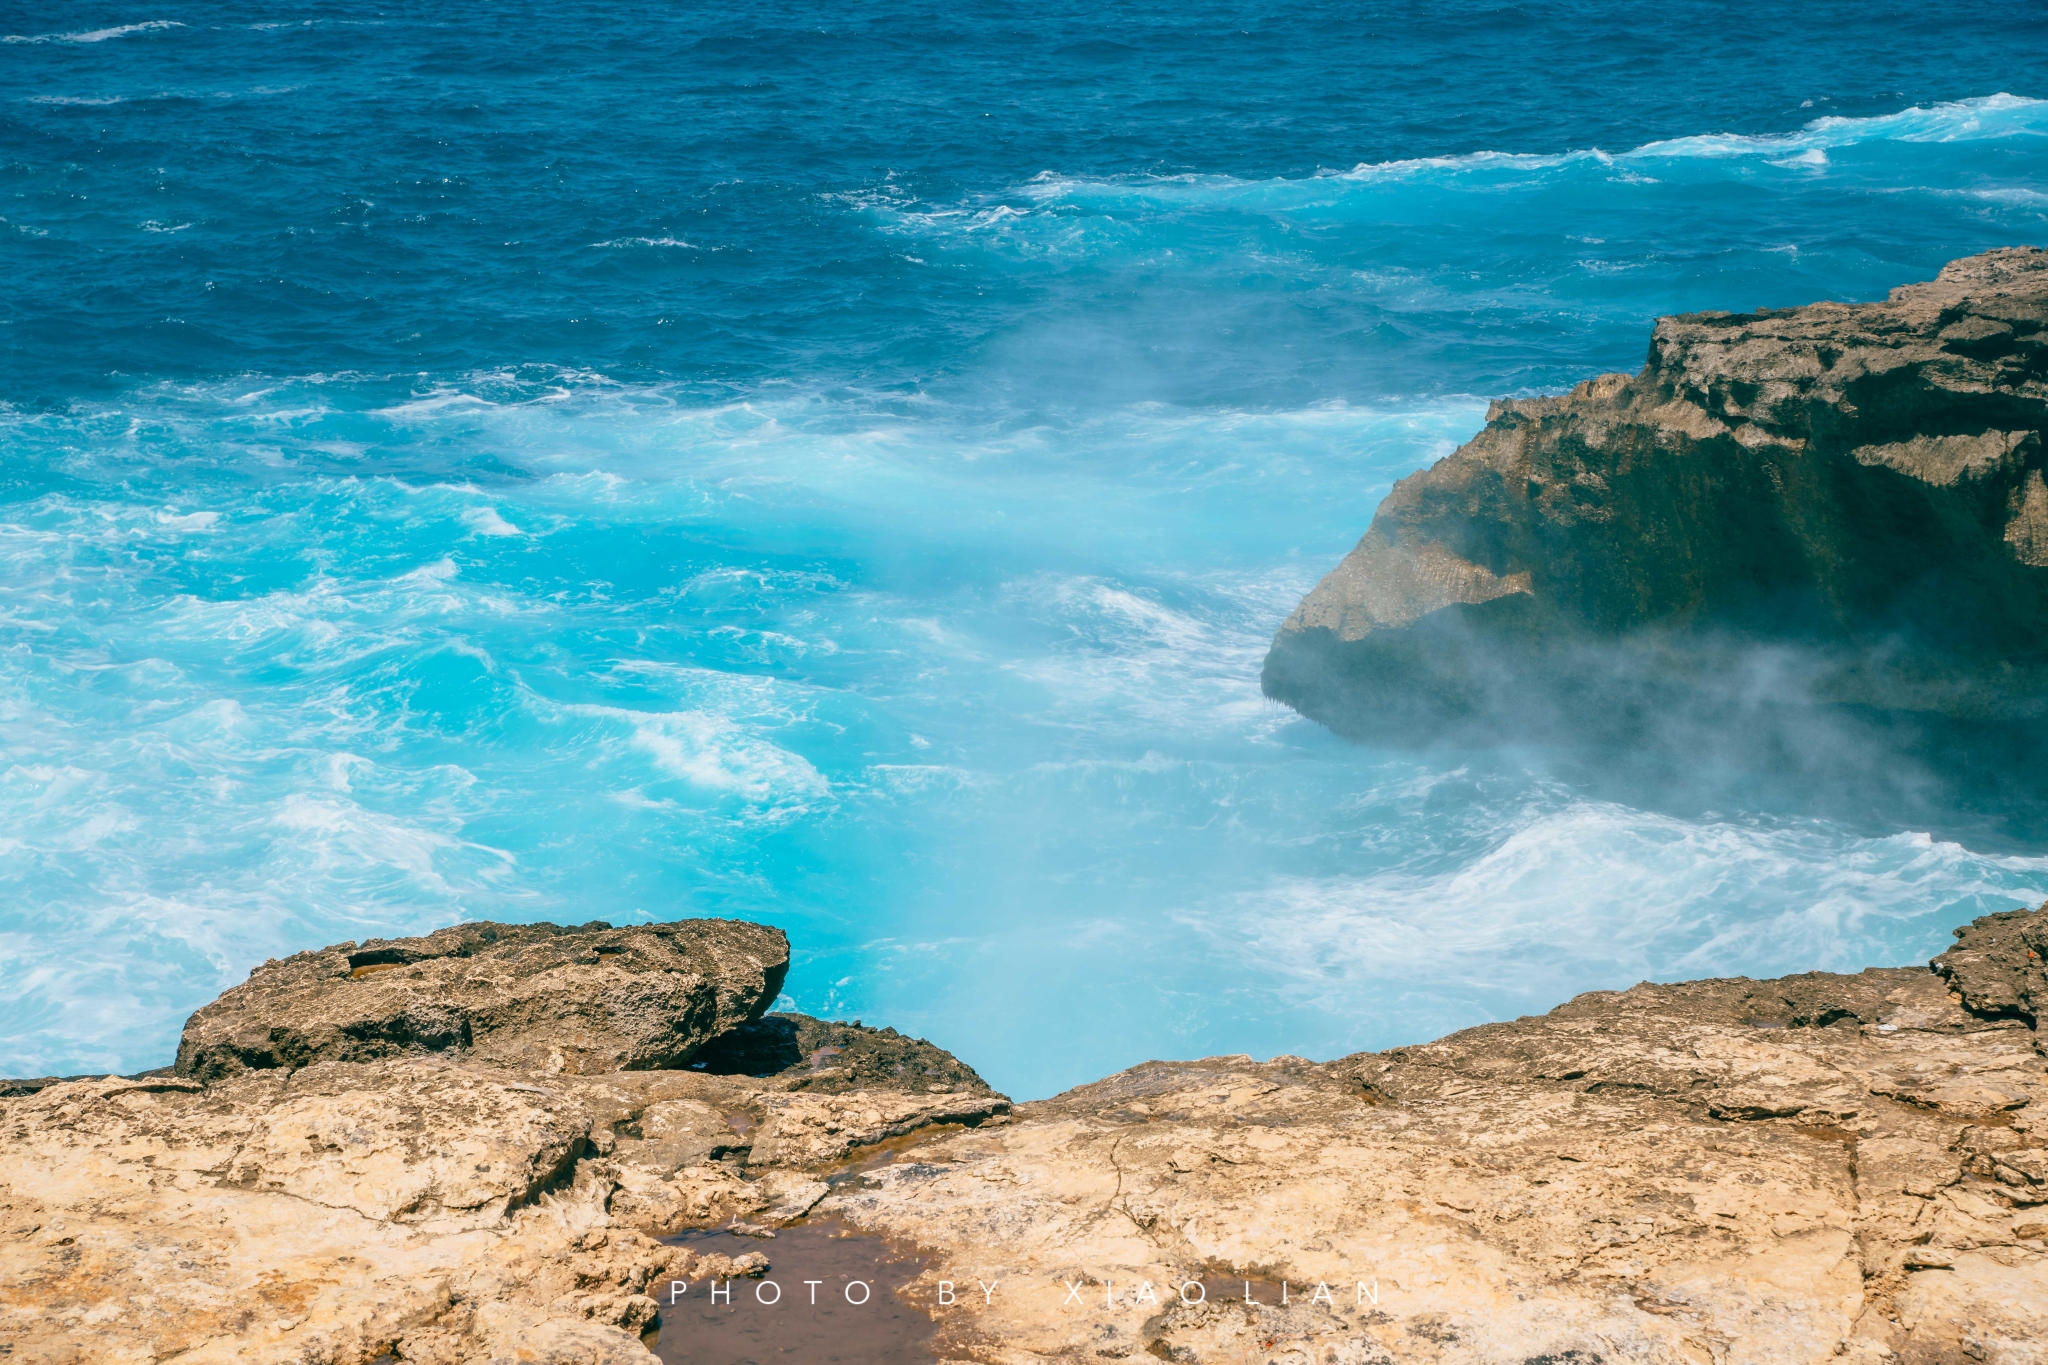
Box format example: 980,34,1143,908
6,1,2048,1098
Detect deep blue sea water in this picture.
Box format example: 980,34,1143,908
7,2,2048,1097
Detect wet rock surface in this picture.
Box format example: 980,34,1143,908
651,1221,938,1365
1263,248,2048,743
3,907,2044,1363
175,918,790,1080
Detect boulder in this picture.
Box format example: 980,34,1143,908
1263,247,2048,743
175,918,790,1080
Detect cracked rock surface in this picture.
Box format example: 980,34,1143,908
1262,248,2048,739
4,907,2045,1363
828,908,2048,1365
1,1028,1005,1363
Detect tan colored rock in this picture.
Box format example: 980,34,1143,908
820,946,2046,1365
749,1089,1012,1167
4,909,2046,1362
0,1052,1000,1363
176,918,790,1079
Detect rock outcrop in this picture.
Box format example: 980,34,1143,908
1263,248,2048,741
5,909,2046,1363
176,919,790,1079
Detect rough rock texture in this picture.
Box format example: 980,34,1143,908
1264,248,2048,740
822,911,2048,1365
176,919,790,1079
1934,908,2048,1026
693,1011,1000,1095
1,1019,1005,1364
5,909,2045,1363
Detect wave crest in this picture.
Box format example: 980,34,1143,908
5,19,183,44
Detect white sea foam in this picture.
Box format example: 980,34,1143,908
1767,148,1830,169
536,689,831,814
5,20,183,44
275,793,514,894
626,711,828,804
589,236,709,249
0,629,518,1074
1635,92,2048,159
995,571,1282,738
371,391,499,420
460,506,524,537
859,94,2048,251
1936,186,2048,206
1195,804,2048,1041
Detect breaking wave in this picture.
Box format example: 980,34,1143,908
4,19,184,44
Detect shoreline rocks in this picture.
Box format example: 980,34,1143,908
1263,248,2048,744
176,918,790,1080
4,909,2045,1363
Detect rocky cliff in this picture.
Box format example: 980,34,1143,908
1263,248,2048,742
5,911,2047,1364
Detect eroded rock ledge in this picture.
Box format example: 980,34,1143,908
178,918,792,1079
1263,248,2048,740
4,910,2046,1364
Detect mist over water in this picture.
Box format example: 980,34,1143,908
7,3,2048,1096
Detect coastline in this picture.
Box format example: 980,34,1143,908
4,905,2042,1363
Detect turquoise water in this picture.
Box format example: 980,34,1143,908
7,4,2048,1096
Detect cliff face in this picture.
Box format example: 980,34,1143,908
1263,248,2048,740
5,912,2046,1364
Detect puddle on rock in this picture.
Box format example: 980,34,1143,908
655,1220,936,1363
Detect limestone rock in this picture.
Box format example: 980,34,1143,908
0,1019,998,1361
824,927,2048,1365
746,1089,1012,1167
1263,248,2048,741
175,918,790,1079
8,910,2046,1363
